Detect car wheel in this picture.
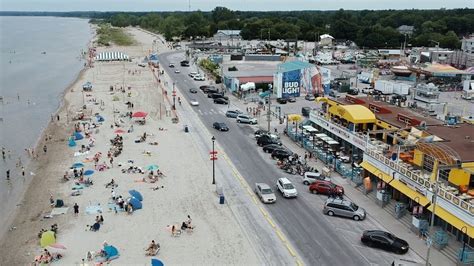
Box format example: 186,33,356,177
311,189,318,194
353,215,360,221
327,211,334,216
237,120,240,123
271,155,275,159
303,181,309,185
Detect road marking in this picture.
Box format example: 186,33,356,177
276,229,286,242
285,243,297,257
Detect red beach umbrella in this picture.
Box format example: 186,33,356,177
114,129,126,134
132,111,148,118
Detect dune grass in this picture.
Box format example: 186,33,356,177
97,24,135,46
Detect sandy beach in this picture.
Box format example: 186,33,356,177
0,27,261,265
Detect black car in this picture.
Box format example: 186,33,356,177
213,122,229,131
225,110,242,118
348,88,359,95
200,85,210,91
254,129,269,138
180,60,189,67
257,135,282,146
276,98,288,104
271,149,292,160
287,97,296,103
210,93,229,100
263,144,287,153
361,230,409,254
189,88,198,93
214,98,228,104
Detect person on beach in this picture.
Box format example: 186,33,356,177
50,194,55,207
2,147,5,159
145,240,160,256
43,145,47,153
73,203,79,216
6,169,10,180
109,157,113,168
22,167,25,177
99,215,104,224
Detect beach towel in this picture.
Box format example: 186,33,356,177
72,184,85,190
74,151,90,157
85,205,102,215
107,202,124,212
50,207,69,216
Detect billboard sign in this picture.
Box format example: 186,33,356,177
282,70,301,98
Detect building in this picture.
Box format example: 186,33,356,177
319,34,334,47
213,30,242,42
290,94,474,260
397,25,415,36
461,34,474,54
378,49,402,60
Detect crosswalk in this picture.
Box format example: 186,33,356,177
196,108,228,116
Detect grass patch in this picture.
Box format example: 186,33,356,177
97,24,135,46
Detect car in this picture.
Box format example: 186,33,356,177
254,183,276,204
174,69,180,73
323,198,366,221
210,93,228,100
362,87,374,94
348,88,359,95
302,171,329,185
254,129,269,138
169,63,175,68
213,98,228,104
138,62,147,67
276,177,297,198
329,90,339,98
305,94,316,101
213,122,229,131
287,97,296,103
180,60,189,67
361,230,409,254
189,99,199,106
236,114,257,124
309,180,344,195
188,72,198,78
276,98,288,104
271,149,292,160
262,144,286,153
206,87,219,94
194,75,205,81
257,135,282,147
225,110,242,118
199,85,210,91
189,88,198,93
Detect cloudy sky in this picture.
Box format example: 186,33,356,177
1,0,472,11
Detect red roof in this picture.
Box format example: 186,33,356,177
238,76,273,83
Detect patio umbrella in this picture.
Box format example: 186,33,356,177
114,129,126,134
146,164,159,171
129,190,143,201
129,197,142,209
68,137,76,147
132,111,148,118
84,169,94,176
104,245,119,260
72,162,84,168
49,243,67,250
40,231,56,248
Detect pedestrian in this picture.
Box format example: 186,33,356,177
73,203,79,216
43,145,47,153
57,115,60,121
21,167,25,177
109,157,114,168
6,169,10,180
304,152,308,162
2,147,5,159
50,194,55,207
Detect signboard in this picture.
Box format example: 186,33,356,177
319,67,331,95
281,70,301,98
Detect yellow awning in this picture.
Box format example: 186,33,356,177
328,104,376,124
360,161,430,206
287,114,302,122
427,205,474,239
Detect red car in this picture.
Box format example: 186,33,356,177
309,180,344,195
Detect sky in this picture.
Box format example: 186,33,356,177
1,0,473,12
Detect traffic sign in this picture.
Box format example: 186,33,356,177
210,155,218,161
172,91,176,96
209,151,218,154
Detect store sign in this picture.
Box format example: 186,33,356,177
281,70,301,98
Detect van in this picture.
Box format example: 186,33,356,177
302,171,328,185
323,198,366,221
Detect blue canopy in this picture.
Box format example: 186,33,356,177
129,197,142,209
68,137,76,147
72,162,84,168
129,190,143,201
84,169,94,176
104,245,119,259
74,132,84,140
96,115,105,122
151,259,164,266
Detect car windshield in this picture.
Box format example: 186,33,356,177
261,188,273,194
283,183,294,189
350,203,359,211
218,123,226,127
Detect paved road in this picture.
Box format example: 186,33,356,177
159,51,423,265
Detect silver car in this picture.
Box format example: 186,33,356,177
255,183,276,204
323,198,366,221
236,114,257,124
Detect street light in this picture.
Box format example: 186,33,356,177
211,136,216,185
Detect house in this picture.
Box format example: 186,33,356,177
319,34,334,47
213,30,242,41
397,25,415,36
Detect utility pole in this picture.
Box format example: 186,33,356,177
266,84,273,132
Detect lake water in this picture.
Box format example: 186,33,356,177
0,16,93,235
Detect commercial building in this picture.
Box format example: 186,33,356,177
461,35,474,54
272,61,323,99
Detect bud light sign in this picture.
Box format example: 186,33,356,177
282,70,301,98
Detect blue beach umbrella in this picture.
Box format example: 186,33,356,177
72,162,84,168
84,170,94,176
129,197,142,209
146,165,159,171
104,245,119,260
96,115,105,122
68,137,76,147
74,132,84,140
129,190,143,201
151,259,164,266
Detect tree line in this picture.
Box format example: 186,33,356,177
2,8,473,49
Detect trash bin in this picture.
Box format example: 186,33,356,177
219,195,225,204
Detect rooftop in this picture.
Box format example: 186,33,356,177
424,124,474,162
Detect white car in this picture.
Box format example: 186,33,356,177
188,72,198,78
194,75,205,81
236,114,257,124
276,177,297,198
190,99,199,106
255,183,276,204
302,171,330,185
174,69,181,73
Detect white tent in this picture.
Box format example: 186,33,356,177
95,51,130,61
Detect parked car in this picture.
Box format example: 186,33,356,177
199,85,210,91
309,180,344,195
276,98,288,104
323,198,366,221
214,98,228,105
287,97,296,103
271,149,292,160
138,62,147,67
189,99,199,106
213,122,229,131
361,230,409,254
305,94,316,101
255,183,276,203
189,88,198,93
329,90,339,98
225,110,242,118
180,60,189,67
210,93,228,100
194,75,205,81
188,72,198,78
174,69,180,73
206,87,219,94
257,135,282,146
262,144,286,153
254,129,269,138
236,114,257,124
276,177,297,198
302,171,328,185
169,63,175,68
348,88,359,95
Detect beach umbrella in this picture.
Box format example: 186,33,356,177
72,162,84,168
74,132,84,140
146,164,159,171
129,190,143,201
84,169,94,176
114,129,126,134
40,231,56,248
129,197,142,209
104,245,119,260
96,115,105,122
151,259,164,266
49,243,67,250
132,111,148,118
68,137,76,147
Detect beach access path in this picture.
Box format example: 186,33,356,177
0,27,273,265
